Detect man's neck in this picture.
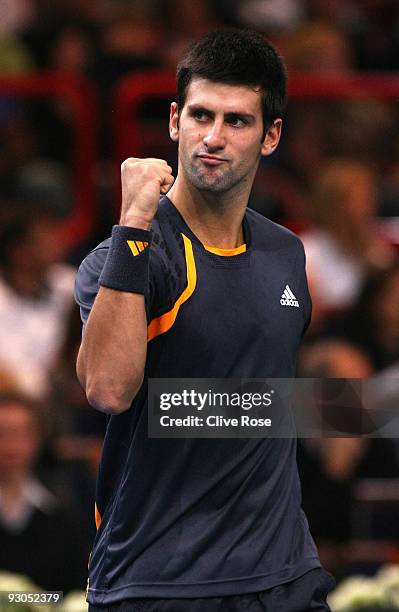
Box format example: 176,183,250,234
167,175,249,249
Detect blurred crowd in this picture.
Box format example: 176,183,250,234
0,0,399,594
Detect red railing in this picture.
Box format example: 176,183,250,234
0,72,98,248
114,71,175,165
114,71,399,163
2,72,398,244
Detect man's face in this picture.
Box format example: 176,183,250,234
170,78,281,195
0,404,40,478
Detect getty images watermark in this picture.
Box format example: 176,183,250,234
148,378,399,438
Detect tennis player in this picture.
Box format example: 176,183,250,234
75,28,335,611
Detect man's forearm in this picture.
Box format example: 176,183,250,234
77,158,175,414
77,287,147,414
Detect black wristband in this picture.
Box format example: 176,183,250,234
99,225,151,294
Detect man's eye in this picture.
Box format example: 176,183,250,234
193,110,209,121
227,116,246,127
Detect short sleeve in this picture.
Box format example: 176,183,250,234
74,239,173,332
147,230,187,323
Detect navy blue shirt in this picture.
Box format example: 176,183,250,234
75,196,320,604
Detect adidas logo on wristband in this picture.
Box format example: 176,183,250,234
127,240,149,256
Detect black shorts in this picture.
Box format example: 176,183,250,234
88,567,336,611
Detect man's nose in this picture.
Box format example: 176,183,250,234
203,120,226,150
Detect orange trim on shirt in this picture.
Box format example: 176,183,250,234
204,243,246,256
147,234,197,342
95,503,102,529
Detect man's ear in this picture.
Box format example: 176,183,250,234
169,102,179,142
261,118,282,157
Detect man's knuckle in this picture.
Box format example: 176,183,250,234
141,165,158,179
122,157,137,167
121,159,139,175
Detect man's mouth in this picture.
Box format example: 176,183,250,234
197,154,227,166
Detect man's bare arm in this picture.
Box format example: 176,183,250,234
77,158,174,414
76,289,147,414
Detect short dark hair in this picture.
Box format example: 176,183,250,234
176,29,287,131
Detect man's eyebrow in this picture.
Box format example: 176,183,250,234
187,104,214,115
224,111,255,122
187,104,255,120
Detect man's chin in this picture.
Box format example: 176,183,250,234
198,183,230,194
191,172,232,194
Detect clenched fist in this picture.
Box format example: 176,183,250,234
119,158,175,229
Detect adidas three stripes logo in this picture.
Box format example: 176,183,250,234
127,240,149,257
280,285,299,307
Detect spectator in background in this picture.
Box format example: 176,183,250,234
301,159,395,312
284,21,352,73
90,2,166,158
249,102,328,226
20,0,102,70
15,161,72,218
0,0,35,74
94,6,163,94
0,393,89,592
0,34,33,73
50,24,95,75
327,101,396,173
238,0,305,32
247,19,353,227
349,0,399,71
297,340,399,578
382,124,399,217
50,305,104,540
93,10,163,102
161,0,220,69
0,111,30,198
0,202,76,398
213,0,399,72
335,264,399,371
0,0,35,36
